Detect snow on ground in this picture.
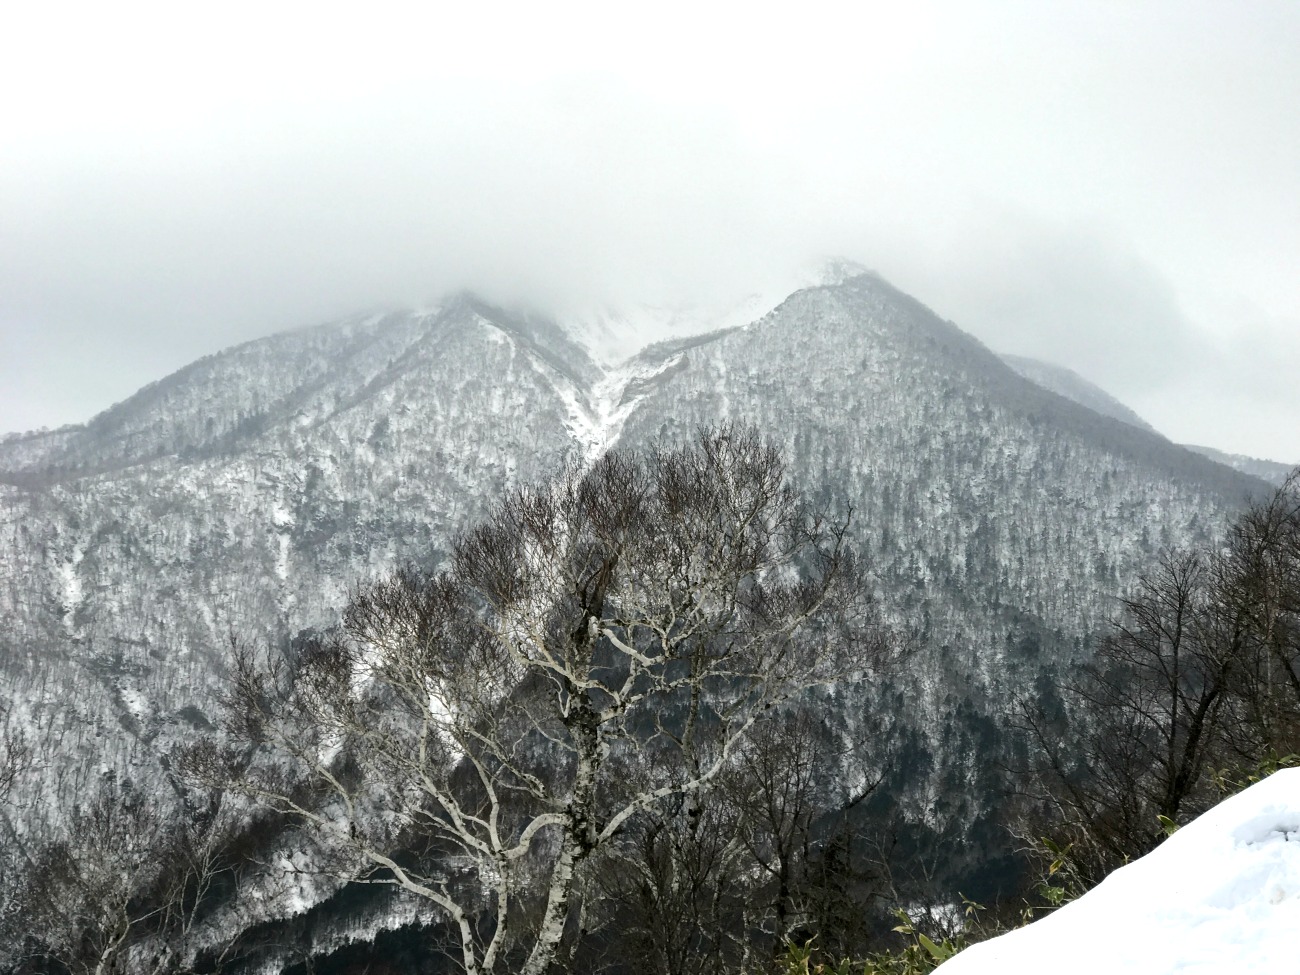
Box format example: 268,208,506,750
937,768,1300,974
562,289,787,368
553,351,691,466
557,258,865,367
58,540,86,634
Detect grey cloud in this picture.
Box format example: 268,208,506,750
2,3,1298,463
877,216,1207,390
851,215,1299,462
0,81,818,429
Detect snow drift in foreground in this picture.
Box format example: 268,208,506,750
937,768,1300,974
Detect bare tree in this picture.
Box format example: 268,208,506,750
727,706,884,954
188,426,894,975
1014,472,1300,889
1217,468,1300,757
1019,550,1237,882
0,700,34,973
0,703,28,804
587,788,754,975
586,704,887,975
6,775,239,975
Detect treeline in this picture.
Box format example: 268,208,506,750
1017,467,1300,887
1,433,1295,974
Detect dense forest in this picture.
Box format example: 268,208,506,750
1,425,1295,974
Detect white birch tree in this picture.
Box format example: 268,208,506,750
190,426,896,974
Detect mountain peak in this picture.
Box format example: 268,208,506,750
811,257,875,287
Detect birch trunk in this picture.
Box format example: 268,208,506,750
520,705,600,975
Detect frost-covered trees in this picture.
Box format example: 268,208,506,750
1022,551,1233,877
189,426,895,975
0,703,27,819
0,702,32,971
2,775,239,975
1022,468,1300,881
1218,468,1300,753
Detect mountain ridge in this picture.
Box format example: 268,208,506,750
998,353,1160,435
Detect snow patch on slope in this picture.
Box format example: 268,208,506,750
937,768,1300,975
562,291,784,368
500,314,695,466
712,346,732,418
59,542,86,635
566,352,697,465
118,683,151,722
270,502,294,583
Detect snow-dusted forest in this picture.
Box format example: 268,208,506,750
1,270,1296,974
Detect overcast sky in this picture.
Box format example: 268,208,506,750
2,0,1297,462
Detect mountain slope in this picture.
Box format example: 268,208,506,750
992,354,1295,487
617,274,1261,653
1182,444,1295,487
0,297,607,825
998,353,1159,435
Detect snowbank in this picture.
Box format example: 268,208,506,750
936,768,1300,974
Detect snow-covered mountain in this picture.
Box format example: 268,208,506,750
2,268,1271,788
998,354,1159,435
995,355,1297,486
0,268,1280,966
